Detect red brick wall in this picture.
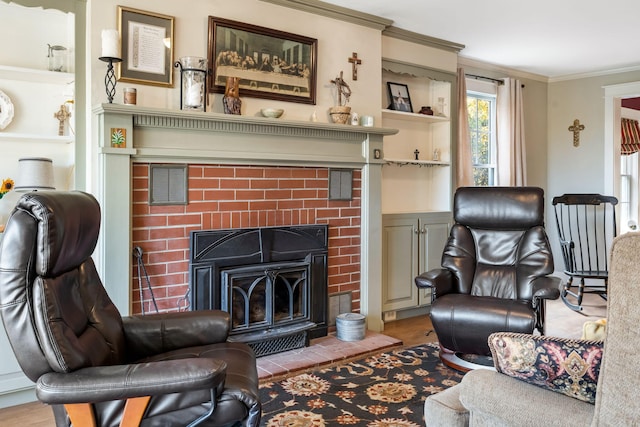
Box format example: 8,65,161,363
131,163,361,315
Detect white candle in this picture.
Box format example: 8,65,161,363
101,29,120,58
186,82,202,107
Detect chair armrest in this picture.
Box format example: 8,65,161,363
415,268,454,299
35,358,226,405
123,310,231,360
531,276,561,307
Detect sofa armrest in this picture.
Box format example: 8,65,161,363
36,358,226,404
123,310,230,360
459,369,595,426
415,268,454,299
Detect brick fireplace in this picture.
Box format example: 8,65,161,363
131,163,362,318
94,104,396,332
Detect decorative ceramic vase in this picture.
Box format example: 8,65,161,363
419,106,434,115
223,77,241,115
329,106,351,124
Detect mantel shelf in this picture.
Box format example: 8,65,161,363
381,109,449,123
94,103,399,140
0,132,73,144
384,158,450,167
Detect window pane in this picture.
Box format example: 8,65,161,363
473,168,489,186
467,90,496,187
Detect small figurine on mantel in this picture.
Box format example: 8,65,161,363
222,76,241,115
53,104,71,136
329,71,352,124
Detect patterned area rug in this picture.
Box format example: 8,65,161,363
259,343,463,426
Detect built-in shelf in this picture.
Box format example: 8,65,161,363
384,158,450,167
0,132,73,144
381,108,449,124
0,65,74,85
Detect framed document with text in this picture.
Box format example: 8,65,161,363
118,6,174,87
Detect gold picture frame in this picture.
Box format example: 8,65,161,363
117,6,174,87
207,16,317,105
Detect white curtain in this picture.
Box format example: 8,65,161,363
497,78,527,186
456,67,473,188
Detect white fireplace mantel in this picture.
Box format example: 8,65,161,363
93,103,397,331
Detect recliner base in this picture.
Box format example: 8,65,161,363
439,345,496,373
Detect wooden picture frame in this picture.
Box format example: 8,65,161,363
207,17,317,105
387,82,413,113
118,6,174,87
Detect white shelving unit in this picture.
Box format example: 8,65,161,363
0,132,73,144
380,58,457,322
384,158,449,167
380,59,456,213
381,108,449,124
0,65,73,85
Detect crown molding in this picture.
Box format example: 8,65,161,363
259,0,392,31
458,56,548,83
548,64,640,83
382,26,464,53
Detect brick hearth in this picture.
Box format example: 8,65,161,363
131,163,362,315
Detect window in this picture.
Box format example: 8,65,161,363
467,91,497,186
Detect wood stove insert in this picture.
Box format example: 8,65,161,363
190,225,328,356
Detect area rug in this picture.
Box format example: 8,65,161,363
259,343,463,426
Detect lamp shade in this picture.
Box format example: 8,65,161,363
15,157,55,191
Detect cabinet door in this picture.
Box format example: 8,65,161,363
417,217,451,305
382,218,420,311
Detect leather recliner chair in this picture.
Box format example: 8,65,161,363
0,191,261,426
415,187,561,367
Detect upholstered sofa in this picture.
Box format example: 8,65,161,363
423,232,640,426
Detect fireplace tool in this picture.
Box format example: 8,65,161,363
133,246,159,314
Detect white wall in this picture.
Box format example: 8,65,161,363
547,70,640,266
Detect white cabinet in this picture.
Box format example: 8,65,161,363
382,212,451,315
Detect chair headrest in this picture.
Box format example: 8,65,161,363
454,186,544,229
9,191,101,277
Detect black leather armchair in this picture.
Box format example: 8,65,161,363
415,187,560,366
0,191,261,427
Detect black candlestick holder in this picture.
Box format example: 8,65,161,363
99,56,122,103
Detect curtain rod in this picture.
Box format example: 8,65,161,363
465,73,525,88
465,73,504,85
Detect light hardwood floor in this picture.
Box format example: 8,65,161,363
0,293,606,426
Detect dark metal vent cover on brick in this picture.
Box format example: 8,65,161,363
189,225,328,356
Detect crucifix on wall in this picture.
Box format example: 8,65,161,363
53,104,71,136
568,119,585,147
348,52,362,80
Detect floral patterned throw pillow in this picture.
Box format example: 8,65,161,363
488,332,603,404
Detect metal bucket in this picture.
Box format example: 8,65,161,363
336,313,366,341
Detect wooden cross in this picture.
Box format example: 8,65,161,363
568,119,585,147
348,52,362,80
53,104,71,136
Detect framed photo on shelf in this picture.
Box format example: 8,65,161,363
387,82,413,113
118,6,174,87
207,16,317,105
